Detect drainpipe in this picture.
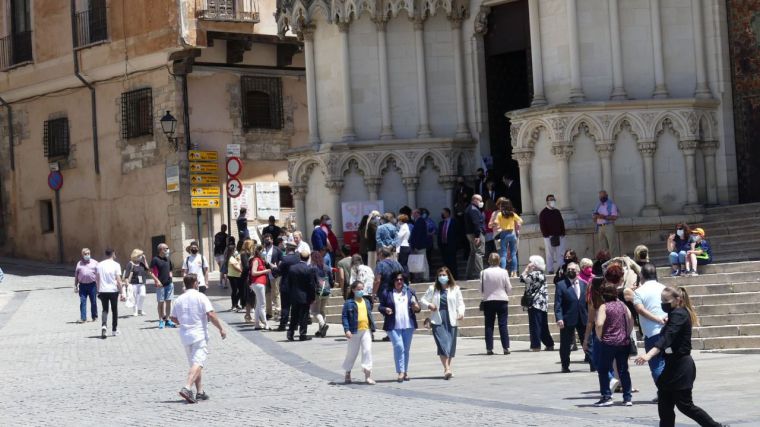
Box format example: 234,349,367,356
0,97,13,171
70,0,100,175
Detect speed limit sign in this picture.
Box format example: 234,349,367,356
227,178,242,198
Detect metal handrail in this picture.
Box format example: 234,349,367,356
0,31,33,71
196,0,260,22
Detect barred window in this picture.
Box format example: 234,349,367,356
43,118,70,159
279,186,294,208
241,76,283,130
121,88,153,139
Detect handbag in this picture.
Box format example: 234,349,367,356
408,253,427,273
550,235,561,247
124,283,135,308
478,272,486,311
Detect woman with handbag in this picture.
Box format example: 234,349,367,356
421,267,465,380
123,249,160,317
310,251,333,338
480,253,512,355
520,255,555,352
593,279,634,407
378,272,421,382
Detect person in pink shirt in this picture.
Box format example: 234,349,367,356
74,248,99,323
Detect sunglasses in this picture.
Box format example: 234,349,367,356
394,278,404,281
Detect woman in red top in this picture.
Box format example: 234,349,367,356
247,245,271,330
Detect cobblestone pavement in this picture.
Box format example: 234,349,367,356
0,261,758,426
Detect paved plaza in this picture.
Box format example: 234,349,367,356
0,259,758,426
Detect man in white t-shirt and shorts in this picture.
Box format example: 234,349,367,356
182,241,210,293
171,274,226,404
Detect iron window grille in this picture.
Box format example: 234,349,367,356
241,76,283,130
73,0,108,48
0,31,33,70
43,118,70,159
121,88,153,139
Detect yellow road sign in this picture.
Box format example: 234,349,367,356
190,162,218,173
190,174,220,185
191,197,221,209
188,150,218,161
191,186,221,197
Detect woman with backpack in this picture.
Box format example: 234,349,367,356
520,255,554,352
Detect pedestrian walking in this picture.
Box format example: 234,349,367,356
172,274,227,404
520,255,555,352
277,241,301,331
464,195,486,279
95,248,124,339
378,273,420,382
150,243,176,329
583,276,607,376
310,251,333,338
247,245,270,330
635,286,726,427
490,198,522,276
342,281,376,384
554,249,579,285
237,208,250,241
123,249,160,317
286,250,317,341
349,254,374,300
213,224,228,289
362,211,380,269
182,241,209,293
335,245,353,299
634,263,667,400
74,248,99,323
539,194,566,274
421,267,465,379
237,239,253,317
579,258,594,283
555,262,590,372
480,253,512,355
592,190,620,255
593,281,634,407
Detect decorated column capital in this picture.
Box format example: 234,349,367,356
449,16,464,30
678,139,699,155
474,5,490,35
325,180,344,194
292,185,307,200
512,148,535,166
595,142,616,159
371,16,387,32
411,16,425,31
402,177,419,190
637,141,657,157
298,24,316,41
337,21,350,33
700,139,719,156
364,176,382,189
551,144,574,161
439,175,458,189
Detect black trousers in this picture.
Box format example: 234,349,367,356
98,292,119,332
398,246,411,275
528,308,555,349
483,300,509,351
278,289,291,329
288,303,310,338
559,322,588,369
658,389,721,427
229,276,244,307
440,244,458,279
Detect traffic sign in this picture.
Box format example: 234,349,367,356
190,174,220,185
190,162,218,173
191,197,221,209
48,171,63,191
191,186,221,197
227,178,242,198
226,157,242,177
188,150,218,161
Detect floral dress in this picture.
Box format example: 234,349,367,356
520,270,549,312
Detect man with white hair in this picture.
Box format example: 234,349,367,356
463,194,486,279
554,262,590,373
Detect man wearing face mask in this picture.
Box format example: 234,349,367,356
151,243,176,328
320,215,338,266
74,248,99,323
182,241,209,294
554,262,590,373
592,190,619,255
539,194,566,274
464,195,486,279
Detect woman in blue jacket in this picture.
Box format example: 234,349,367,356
379,272,421,382
341,281,376,384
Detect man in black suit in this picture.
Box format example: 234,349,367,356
474,168,487,196
554,262,590,372
501,175,522,213
438,208,458,279
276,241,301,331
286,250,317,341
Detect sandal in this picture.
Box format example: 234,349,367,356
344,373,352,384
444,370,452,380
397,373,404,383
403,373,410,381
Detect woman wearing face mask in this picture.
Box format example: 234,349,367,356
593,280,634,407
554,249,579,285
579,258,594,283
421,267,465,379
490,198,523,277
635,287,725,427
667,223,692,277
684,228,712,277
378,272,420,382
123,250,159,317
342,281,376,385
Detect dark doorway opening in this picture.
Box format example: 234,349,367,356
484,0,532,212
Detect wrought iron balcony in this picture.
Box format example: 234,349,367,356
73,0,108,48
196,0,260,22
0,31,33,71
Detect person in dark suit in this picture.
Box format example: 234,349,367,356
554,262,590,372
500,175,522,214
286,250,317,341
474,168,487,196
438,208,458,279
276,242,301,331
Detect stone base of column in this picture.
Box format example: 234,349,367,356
610,87,627,101
521,213,537,224
559,208,578,221
417,127,433,138
694,84,712,99
640,205,662,217
531,96,547,107
683,203,705,214
342,131,356,142
569,90,585,103
652,85,669,99
380,128,394,140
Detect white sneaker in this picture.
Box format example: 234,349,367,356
133,311,139,317
112,330,120,337
609,378,620,393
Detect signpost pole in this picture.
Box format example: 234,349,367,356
55,189,64,263
196,208,203,255
226,188,231,233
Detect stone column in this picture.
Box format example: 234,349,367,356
403,177,419,208
528,0,547,106
375,19,394,139
326,180,345,239
451,17,470,139
679,139,702,213
701,140,719,205
292,185,308,234
440,175,457,211
637,141,662,216
413,17,433,138
650,0,669,98
302,26,320,147
513,148,536,223
608,0,627,100
691,0,711,98
552,144,578,218
595,142,615,199
338,22,356,141
567,0,585,102
364,176,381,201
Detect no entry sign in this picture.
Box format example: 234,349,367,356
226,157,242,177
48,171,63,191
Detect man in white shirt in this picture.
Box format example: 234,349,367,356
171,274,226,404
292,231,311,257
633,263,667,384
182,241,210,293
95,248,124,339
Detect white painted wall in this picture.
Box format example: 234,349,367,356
530,129,560,211
661,0,697,98
611,131,646,215
619,0,655,100
341,169,368,202
539,0,572,104
577,0,613,101
379,166,407,214
313,16,343,142
417,160,447,221
305,165,331,240
425,13,457,137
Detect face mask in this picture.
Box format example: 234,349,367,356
326,220,332,226
371,217,379,224
191,248,199,254
165,250,170,256
441,214,446,219
566,271,578,280
438,275,449,285
354,290,365,299
676,230,684,238
83,255,91,262
661,302,674,313
600,196,609,203
548,201,556,208
564,258,572,264
477,202,484,209
422,213,428,219
582,267,592,276
265,240,272,247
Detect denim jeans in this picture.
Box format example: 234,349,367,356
644,333,665,381
597,341,632,401
590,333,610,378
668,251,687,266
78,282,98,321
499,231,518,272
388,328,414,373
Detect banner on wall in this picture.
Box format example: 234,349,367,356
341,200,384,254
255,182,280,220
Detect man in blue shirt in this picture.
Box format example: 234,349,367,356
311,218,328,252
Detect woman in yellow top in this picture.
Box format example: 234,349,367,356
341,281,376,384
490,198,523,276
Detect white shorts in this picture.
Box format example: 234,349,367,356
184,340,208,368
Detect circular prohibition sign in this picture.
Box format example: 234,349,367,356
48,171,63,191
227,178,243,198
226,157,242,177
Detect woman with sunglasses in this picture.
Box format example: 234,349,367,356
421,267,465,379
378,272,421,382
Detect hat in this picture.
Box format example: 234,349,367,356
285,240,297,248
185,241,199,253
692,228,705,237
130,249,144,262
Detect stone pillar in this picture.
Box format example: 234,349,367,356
413,17,433,138
403,177,419,208
451,17,470,139
513,148,537,223
595,142,615,199
566,0,585,102
440,176,457,211
701,140,719,205
691,0,711,98
637,141,662,216
292,185,308,234
552,144,578,218
608,0,627,100
326,180,345,239
364,177,381,201
302,26,320,147
338,22,356,141
650,0,669,98
679,139,703,213
528,0,547,106
375,19,394,139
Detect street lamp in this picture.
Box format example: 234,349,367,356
160,110,179,151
